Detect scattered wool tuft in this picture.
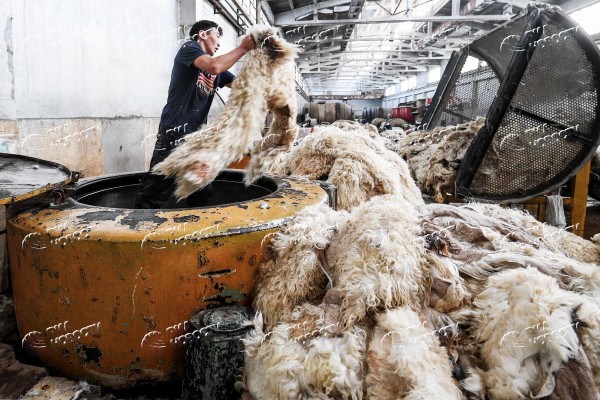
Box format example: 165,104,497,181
153,25,298,199
280,126,424,210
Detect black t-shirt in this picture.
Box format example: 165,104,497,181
160,41,235,133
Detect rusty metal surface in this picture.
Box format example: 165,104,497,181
8,173,327,388
0,153,72,205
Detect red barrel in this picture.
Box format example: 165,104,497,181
397,106,415,123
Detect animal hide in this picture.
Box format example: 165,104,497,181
323,195,429,327
398,117,485,202
246,190,600,399
469,267,600,400
280,126,424,210
366,307,464,399
252,203,343,330
153,25,298,199
242,306,366,400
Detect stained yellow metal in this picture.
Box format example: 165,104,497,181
8,174,327,388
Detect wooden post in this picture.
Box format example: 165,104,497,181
571,160,591,237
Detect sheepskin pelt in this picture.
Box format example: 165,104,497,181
242,305,366,400
244,34,298,185
254,195,430,330
248,193,600,399
280,125,424,211
467,267,600,400
332,120,378,136
398,117,485,203
323,195,428,327
461,202,600,264
153,25,298,199
424,308,486,400
419,202,600,301
252,203,344,330
365,307,464,400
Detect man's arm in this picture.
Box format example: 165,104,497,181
194,35,255,75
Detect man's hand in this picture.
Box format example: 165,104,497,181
239,34,256,53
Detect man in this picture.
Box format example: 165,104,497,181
135,20,256,209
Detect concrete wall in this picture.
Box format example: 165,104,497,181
0,0,265,178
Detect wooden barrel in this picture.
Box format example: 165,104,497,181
324,103,336,123
309,103,319,120
318,103,326,124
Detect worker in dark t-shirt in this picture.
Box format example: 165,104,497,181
135,20,255,209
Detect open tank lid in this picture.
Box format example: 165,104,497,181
0,153,73,205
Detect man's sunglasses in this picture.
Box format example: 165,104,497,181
205,26,223,37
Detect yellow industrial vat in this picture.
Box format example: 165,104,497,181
8,170,327,388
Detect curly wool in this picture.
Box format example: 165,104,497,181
324,195,429,327
252,203,345,330
243,306,366,400
153,25,297,199
280,126,424,211
469,267,600,399
398,117,485,203
366,307,464,400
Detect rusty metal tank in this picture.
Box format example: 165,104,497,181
7,168,327,388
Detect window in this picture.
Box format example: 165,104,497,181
570,2,600,36
428,66,441,83
407,75,417,90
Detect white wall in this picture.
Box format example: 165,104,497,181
0,0,271,176
11,0,178,119
0,0,16,120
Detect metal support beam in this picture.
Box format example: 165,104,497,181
260,0,275,25
310,94,385,99
295,81,311,101
300,65,427,72
275,0,351,24
451,0,460,16
302,66,425,72
277,14,512,26
299,49,453,56
298,57,445,66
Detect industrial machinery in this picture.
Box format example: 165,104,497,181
423,3,600,203
2,153,328,388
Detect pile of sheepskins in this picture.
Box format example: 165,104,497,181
238,122,600,400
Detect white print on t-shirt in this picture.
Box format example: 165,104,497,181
197,71,216,96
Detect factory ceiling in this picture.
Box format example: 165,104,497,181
261,0,589,97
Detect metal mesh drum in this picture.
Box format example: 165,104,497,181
423,4,600,202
